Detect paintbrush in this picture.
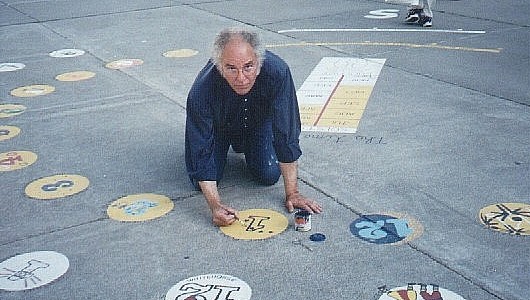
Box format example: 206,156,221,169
233,214,247,227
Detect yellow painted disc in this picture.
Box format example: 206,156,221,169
105,59,143,69
479,202,530,235
163,48,199,58
0,151,37,172
220,209,288,240
25,174,90,200
0,126,21,142
0,104,26,118
10,84,55,97
55,71,95,82
107,193,174,222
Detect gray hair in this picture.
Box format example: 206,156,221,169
212,27,265,71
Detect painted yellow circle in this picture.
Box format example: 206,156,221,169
0,151,37,171
0,104,26,118
10,85,55,97
105,59,143,69
479,202,530,235
25,174,90,200
107,193,174,222
163,49,199,58
55,71,95,82
0,126,21,141
220,209,288,240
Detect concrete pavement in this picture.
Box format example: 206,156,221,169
1,0,529,299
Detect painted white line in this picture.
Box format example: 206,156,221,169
278,28,486,34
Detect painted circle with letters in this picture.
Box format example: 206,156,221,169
165,274,251,300
0,104,26,118
0,126,21,142
10,84,55,97
350,212,423,245
25,174,90,200
378,283,466,300
107,193,174,221
479,202,530,235
0,251,69,291
220,208,288,240
0,151,37,172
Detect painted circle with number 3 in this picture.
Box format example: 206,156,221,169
25,174,90,200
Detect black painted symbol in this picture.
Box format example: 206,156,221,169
41,180,74,192
0,129,10,136
244,215,274,233
0,259,49,289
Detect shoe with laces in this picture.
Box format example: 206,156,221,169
405,8,423,23
420,16,433,27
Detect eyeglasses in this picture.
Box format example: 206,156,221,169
223,64,257,78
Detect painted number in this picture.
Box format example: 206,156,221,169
364,9,400,19
41,180,74,192
173,283,241,300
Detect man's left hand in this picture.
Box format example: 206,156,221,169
285,192,323,214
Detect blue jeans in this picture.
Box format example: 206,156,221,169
222,119,281,186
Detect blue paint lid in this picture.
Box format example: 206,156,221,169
309,233,326,242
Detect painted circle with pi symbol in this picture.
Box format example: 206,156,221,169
0,104,26,118
220,208,289,240
105,58,143,69
10,84,55,97
0,151,37,172
0,251,69,291
107,193,174,222
350,213,423,245
378,283,465,300
0,126,21,142
479,202,530,235
165,274,252,300
163,48,199,58
49,48,85,58
25,174,90,200
55,70,95,82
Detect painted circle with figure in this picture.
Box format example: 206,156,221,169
0,251,69,291
25,174,90,200
350,212,423,245
105,58,143,69
0,104,26,118
220,208,288,240
55,71,95,82
49,48,85,58
163,48,199,58
378,283,466,300
165,274,251,300
107,193,174,221
10,84,55,97
0,151,37,171
479,202,530,235
0,126,21,142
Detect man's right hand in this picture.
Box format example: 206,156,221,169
211,205,238,226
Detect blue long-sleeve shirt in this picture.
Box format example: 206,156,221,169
185,51,302,182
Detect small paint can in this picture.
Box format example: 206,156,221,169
294,210,311,232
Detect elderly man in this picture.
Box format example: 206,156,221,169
185,28,322,226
